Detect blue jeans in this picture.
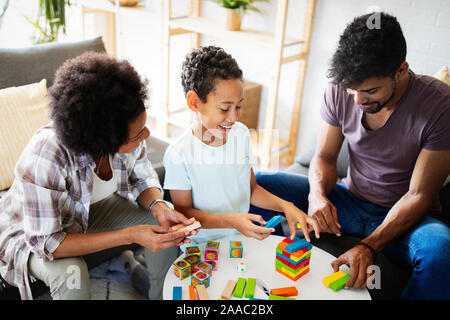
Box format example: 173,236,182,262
250,171,450,300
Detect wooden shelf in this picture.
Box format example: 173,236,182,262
81,0,151,14
169,17,302,48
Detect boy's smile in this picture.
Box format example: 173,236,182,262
188,78,244,147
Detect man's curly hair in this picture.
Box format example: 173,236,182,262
328,12,407,88
181,46,243,102
49,52,148,159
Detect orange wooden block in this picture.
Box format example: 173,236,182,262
275,266,310,281
270,286,298,297
189,285,197,300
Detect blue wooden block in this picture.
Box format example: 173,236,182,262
265,215,283,228
284,238,312,253
173,286,182,300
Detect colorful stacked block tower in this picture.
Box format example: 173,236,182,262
275,237,312,281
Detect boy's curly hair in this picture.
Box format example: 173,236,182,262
49,52,148,159
181,46,243,102
328,12,407,88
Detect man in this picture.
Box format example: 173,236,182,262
253,12,450,299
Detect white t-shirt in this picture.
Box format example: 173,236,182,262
163,122,255,245
90,155,118,204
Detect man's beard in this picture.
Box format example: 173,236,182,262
361,83,397,114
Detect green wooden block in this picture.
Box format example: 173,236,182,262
245,278,256,298
329,273,350,291
233,277,247,298
269,294,295,300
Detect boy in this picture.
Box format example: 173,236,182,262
163,46,320,245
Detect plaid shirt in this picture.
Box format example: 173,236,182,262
0,124,162,299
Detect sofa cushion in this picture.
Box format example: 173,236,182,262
296,136,349,178
0,37,105,89
0,79,50,190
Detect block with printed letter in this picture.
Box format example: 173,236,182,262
205,241,219,261
185,246,201,257
230,240,243,258
173,259,191,280
275,237,312,281
194,261,213,275
205,260,217,271
184,254,201,273
191,270,210,288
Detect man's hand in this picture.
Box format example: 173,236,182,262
281,202,321,242
308,192,341,236
331,244,375,289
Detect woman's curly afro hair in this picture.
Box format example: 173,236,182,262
181,46,243,102
328,12,407,88
49,52,148,159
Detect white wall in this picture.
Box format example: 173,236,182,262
2,0,449,159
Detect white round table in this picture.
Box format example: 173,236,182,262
163,234,371,300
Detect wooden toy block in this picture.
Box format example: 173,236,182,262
173,286,182,300
329,273,350,292
185,246,201,257
205,241,220,250
285,238,312,253
270,286,298,297
184,254,201,273
196,284,209,300
268,294,295,300
322,270,348,287
264,215,283,228
173,259,191,280
195,261,212,275
191,270,210,288
221,279,237,300
188,285,196,300
204,249,219,261
245,278,256,298
205,260,217,271
230,240,243,258
172,217,201,232
233,277,247,298
275,267,310,281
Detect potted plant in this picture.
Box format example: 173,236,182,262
0,0,9,30
24,0,71,44
210,0,271,31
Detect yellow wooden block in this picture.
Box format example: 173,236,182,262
322,270,347,287
290,249,311,262
280,264,310,278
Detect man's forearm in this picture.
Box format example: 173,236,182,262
362,191,431,253
308,155,338,197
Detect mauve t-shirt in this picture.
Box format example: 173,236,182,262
320,71,450,210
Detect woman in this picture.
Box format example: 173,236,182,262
0,52,196,300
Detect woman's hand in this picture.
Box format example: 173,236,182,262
308,192,341,236
126,224,191,252
152,202,199,236
228,213,275,241
282,202,321,242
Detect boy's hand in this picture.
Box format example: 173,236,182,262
282,202,321,242
229,213,275,240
